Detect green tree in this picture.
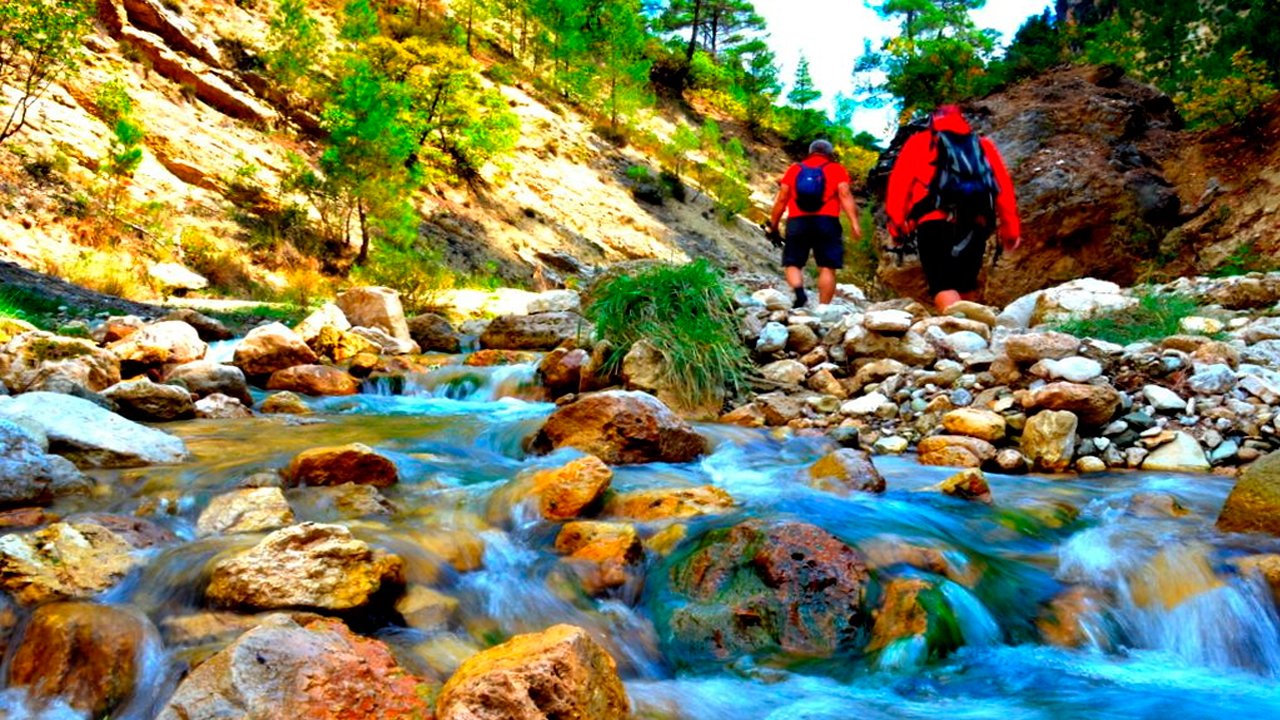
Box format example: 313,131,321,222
659,0,766,60
0,0,92,144
594,0,653,130
786,55,820,108
94,80,145,214
727,38,780,129
264,0,324,89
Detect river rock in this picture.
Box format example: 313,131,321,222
408,313,462,353
308,325,381,363
0,331,120,393
396,585,460,630
350,326,421,355
1029,278,1135,325
1187,364,1237,395
286,443,399,487
163,308,232,341
865,309,914,333
995,447,1029,473
666,520,872,660
720,403,765,427
233,323,318,378
0,392,188,468
7,602,161,719
528,455,613,521
1143,384,1186,413
787,324,820,355
1141,432,1210,472
941,408,1006,441
101,378,196,421
866,577,961,665
1038,356,1104,383
1004,331,1082,364
1037,586,1111,649
752,288,790,311
807,448,886,494
0,521,141,605
480,312,589,351
206,523,404,611
436,624,629,720
756,322,788,353
555,521,644,594
294,303,352,343
157,615,433,720
1218,451,1280,536
917,435,997,468
874,435,909,455
164,360,253,406
760,359,808,385
841,391,889,416
266,364,360,396
539,347,587,397
108,320,207,368
1021,410,1078,472
937,468,992,503
533,391,708,465
620,340,722,420
604,485,734,520
1231,555,1280,604
335,286,412,342
1026,382,1121,426
0,420,92,506
0,316,38,343
197,487,294,537
195,393,253,418
260,391,310,414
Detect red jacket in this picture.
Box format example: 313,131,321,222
885,111,1021,242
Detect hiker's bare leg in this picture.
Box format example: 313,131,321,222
934,290,962,313
785,266,804,290
817,267,837,304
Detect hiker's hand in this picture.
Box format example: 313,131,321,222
1003,236,1023,252
763,223,784,248
849,224,863,241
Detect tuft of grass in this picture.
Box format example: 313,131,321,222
1052,290,1203,345
0,285,63,328
1210,241,1280,278
585,259,749,407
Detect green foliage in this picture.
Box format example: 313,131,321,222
1177,49,1278,128
726,39,780,130
0,0,93,144
264,0,324,89
351,239,449,313
786,55,820,109
989,9,1065,84
1209,240,1280,278
625,164,654,182
0,284,62,328
586,259,750,407
1052,290,1202,345
658,0,767,61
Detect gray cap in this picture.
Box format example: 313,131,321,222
809,139,834,156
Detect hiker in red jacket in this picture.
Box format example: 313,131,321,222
885,105,1022,313
766,139,863,308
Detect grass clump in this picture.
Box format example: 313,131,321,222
585,259,749,408
1053,290,1203,345
0,284,62,327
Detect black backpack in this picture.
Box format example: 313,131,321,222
911,129,998,224
793,161,830,212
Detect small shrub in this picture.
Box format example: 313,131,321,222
1052,290,1203,345
585,259,749,408
56,250,153,300
1210,241,1279,278
625,164,653,183
352,240,452,314
485,63,515,85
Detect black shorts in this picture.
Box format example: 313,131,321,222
783,215,844,269
917,220,990,295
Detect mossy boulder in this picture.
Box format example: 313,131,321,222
1217,451,1280,536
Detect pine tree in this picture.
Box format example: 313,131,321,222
787,55,821,108
594,0,653,131
728,38,780,129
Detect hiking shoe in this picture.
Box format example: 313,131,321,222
792,288,808,309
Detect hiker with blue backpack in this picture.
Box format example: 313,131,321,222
885,105,1022,313
765,139,863,308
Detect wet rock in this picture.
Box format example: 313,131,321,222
538,347,587,397
527,455,613,521
335,286,413,343
197,487,294,537
72,513,176,549
206,523,404,611
293,483,398,519
1140,432,1210,472
308,325,381,363
0,521,141,605
0,420,92,506
917,435,997,468
266,364,360,396
1230,555,1280,604
163,308,233,341
1026,381,1121,426
233,323,318,379
807,448,886,494
101,378,196,421
396,585,460,630
1021,410,1079,473
480,312,589,351
195,393,253,418
861,536,979,586
666,520,872,660
0,330,120,393
164,360,253,407
937,468,992,503
719,403,765,427
108,320,207,368
436,623,629,720
874,435,909,455
260,391,310,414
533,390,708,465
1004,331,1082,364
406,313,462,353
941,408,1006,442
554,521,644,594
1126,491,1189,518
158,615,434,720
756,393,804,426
604,485,734,520
0,391,188,468
867,577,960,665
7,602,161,719
1217,451,1280,536
1037,586,1112,649
995,447,1029,473
1075,456,1107,473
287,443,398,487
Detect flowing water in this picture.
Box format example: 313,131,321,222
5,360,1280,719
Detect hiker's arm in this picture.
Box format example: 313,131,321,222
838,182,861,240
768,185,791,230
983,138,1022,243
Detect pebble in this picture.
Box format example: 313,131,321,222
873,435,908,455
1209,440,1240,465
1076,456,1107,473
950,389,973,407
1143,384,1186,413
1042,356,1104,383
756,322,788,353
841,392,889,416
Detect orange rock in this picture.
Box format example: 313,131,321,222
532,390,708,465
287,443,398,488
267,364,360,396
529,455,613,521
555,521,644,594
604,485,734,521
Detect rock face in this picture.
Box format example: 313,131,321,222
0,331,120,393
532,390,708,465
101,378,196,421
286,443,399,488
1218,451,1280,536
157,615,434,720
164,360,253,407
205,523,403,611
665,520,872,660
480,312,590,350
807,448,886,494
7,602,161,720
0,392,188,468
0,420,92,506
436,624,630,720
233,323,319,378
335,286,413,343
266,365,361,396
0,521,141,605
108,320,207,368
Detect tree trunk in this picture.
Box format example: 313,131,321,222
684,0,704,63
355,200,370,265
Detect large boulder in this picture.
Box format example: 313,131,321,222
307,326,381,363
525,455,613,521
0,419,92,506
101,378,196,421
0,331,120,393
164,360,253,407
532,391,708,465
665,520,872,660
205,523,404,611
0,521,142,606
7,602,161,720
232,323,318,378
266,365,360,396
408,313,462,353
620,339,723,420
480,312,591,351
538,347,588,398
157,615,434,720
1030,279,1137,326
0,392,188,468
108,320,207,368
335,286,412,343
436,624,630,720
1026,381,1121,426
286,443,399,488
1217,451,1280,536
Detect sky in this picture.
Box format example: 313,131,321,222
752,0,1053,140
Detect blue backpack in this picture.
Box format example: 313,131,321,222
793,161,831,212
